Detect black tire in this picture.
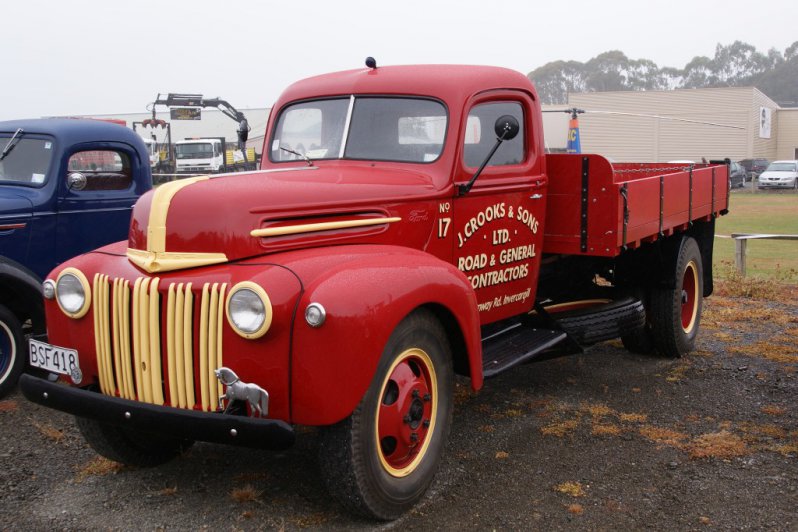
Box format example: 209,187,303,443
75,416,193,467
0,304,25,398
621,324,655,354
650,237,703,358
553,298,646,346
318,310,454,520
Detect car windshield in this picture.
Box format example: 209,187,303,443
0,135,55,186
270,97,447,164
175,143,214,159
766,162,797,172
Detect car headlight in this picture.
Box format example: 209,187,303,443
55,268,91,319
226,282,272,339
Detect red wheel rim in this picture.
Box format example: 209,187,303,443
375,348,437,477
680,260,699,333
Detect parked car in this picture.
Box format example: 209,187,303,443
738,158,769,179
0,118,152,397
757,160,798,189
729,161,747,188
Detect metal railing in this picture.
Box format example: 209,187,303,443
731,233,798,275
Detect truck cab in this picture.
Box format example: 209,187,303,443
174,137,225,174
0,118,152,396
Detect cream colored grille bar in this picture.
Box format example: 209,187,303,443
92,276,227,411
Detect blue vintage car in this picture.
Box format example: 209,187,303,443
0,119,152,396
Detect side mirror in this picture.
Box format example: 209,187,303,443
458,115,522,196
494,115,520,141
67,172,87,191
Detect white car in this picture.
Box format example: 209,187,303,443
757,160,798,189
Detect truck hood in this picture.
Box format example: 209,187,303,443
126,165,441,273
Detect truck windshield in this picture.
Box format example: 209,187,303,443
270,97,447,164
175,143,214,159
0,136,55,186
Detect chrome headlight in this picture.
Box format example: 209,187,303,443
226,282,272,339
55,268,91,319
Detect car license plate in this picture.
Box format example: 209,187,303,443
29,338,81,380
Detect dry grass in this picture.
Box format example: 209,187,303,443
761,405,787,416
567,503,584,515
0,400,18,413
75,457,125,482
158,486,178,496
554,481,585,497
731,341,798,365
288,512,331,528
541,418,580,437
688,431,749,459
665,362,691,383
230,484,262,503
478,425,495,433
639,425,689,447
580,402,615,419
619,412,648,423
591,423,622,436
33,421,65,442
495,451,509,460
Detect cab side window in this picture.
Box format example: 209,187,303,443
67,150,132,191
463,102,525,168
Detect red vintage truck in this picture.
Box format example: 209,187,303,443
21,62,728,520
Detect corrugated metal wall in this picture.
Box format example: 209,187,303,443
776,109,798,160
568,87,781,163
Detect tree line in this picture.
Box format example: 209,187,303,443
527,41,798,106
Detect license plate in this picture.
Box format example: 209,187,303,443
29,338,81,380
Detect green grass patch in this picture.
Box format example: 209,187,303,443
714,192,798,281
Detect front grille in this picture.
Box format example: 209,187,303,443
92,275,227,412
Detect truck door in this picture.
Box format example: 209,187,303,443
52,143,144,265
452,95,546,324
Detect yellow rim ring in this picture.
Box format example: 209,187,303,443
55,267,91,319
375,347,438,478
225,281,272,339
682,260,700,334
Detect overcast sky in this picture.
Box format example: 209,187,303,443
1,0,793,121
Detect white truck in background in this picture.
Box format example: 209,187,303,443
174,137,225,174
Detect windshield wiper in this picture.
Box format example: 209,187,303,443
0,128,24,162
280,146,314,167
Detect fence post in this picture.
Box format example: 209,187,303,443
734,238,747,276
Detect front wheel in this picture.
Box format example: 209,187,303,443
0,304,25,398
76,417,193,467
650,237,703,357
318,310,454,520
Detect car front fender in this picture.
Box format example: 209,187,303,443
282,245,482,425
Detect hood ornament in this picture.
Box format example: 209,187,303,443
215,367,269,417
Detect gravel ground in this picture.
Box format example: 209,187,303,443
1,286,796,531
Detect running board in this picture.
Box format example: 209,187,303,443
481,325,567,378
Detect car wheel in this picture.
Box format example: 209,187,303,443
650,237,703,358
318,310,453,520
76,416,193,467
0,304,25,398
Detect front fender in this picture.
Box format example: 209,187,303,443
284,245,482,425
0,255,44,328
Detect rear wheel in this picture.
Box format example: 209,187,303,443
0,304,25,398
76,417,193,467
650,237,703,358
318,310,453,520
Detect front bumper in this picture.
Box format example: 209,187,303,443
20,374,295,450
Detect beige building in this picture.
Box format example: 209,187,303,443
547,87,798,163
